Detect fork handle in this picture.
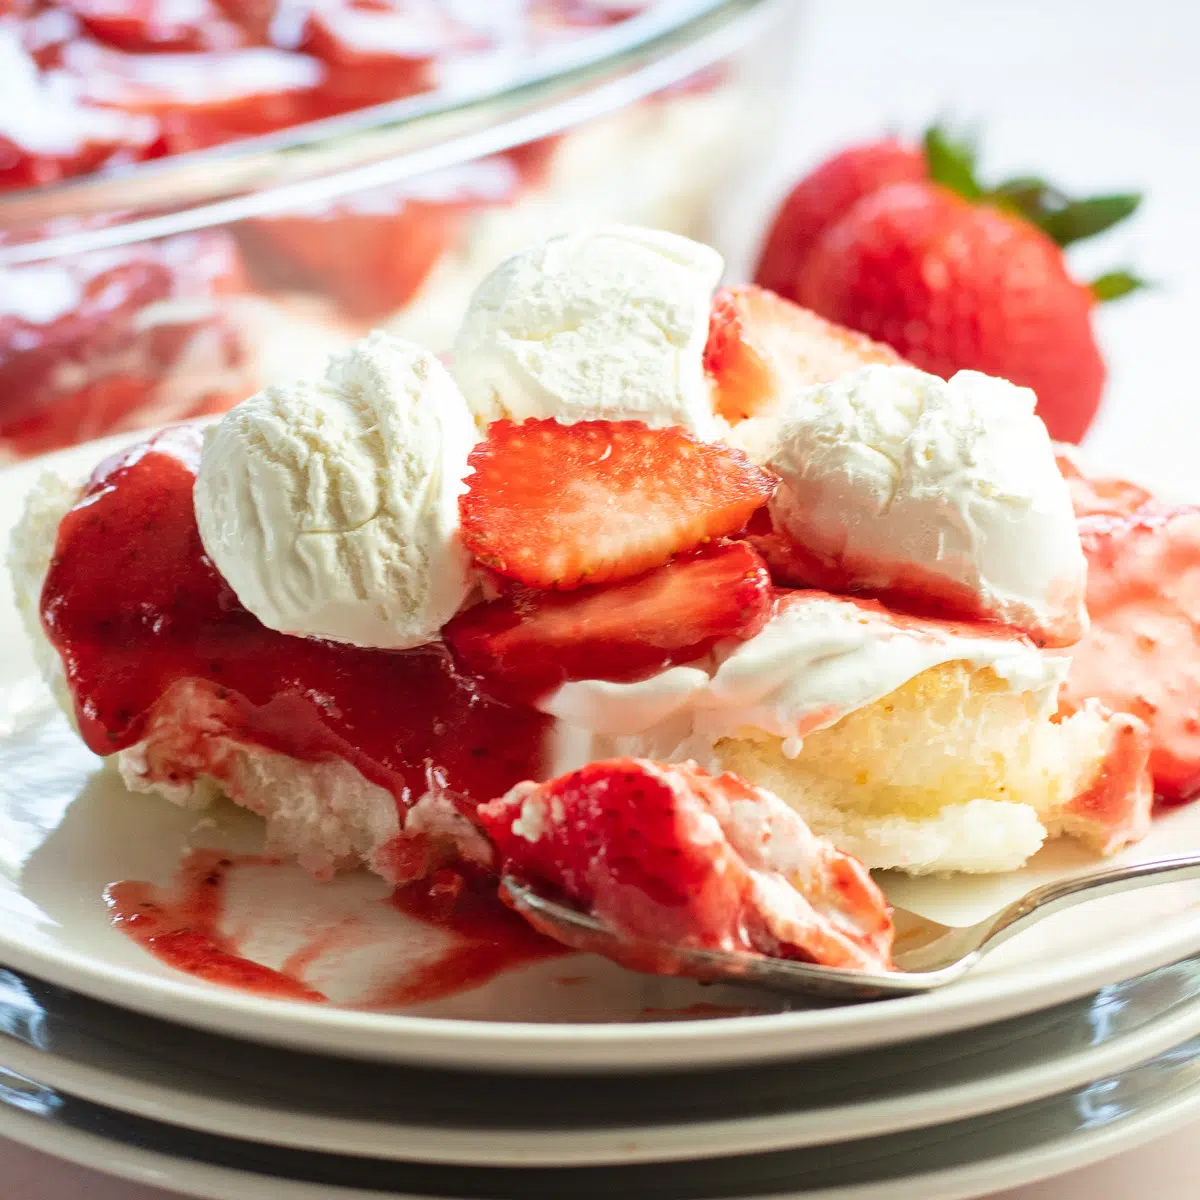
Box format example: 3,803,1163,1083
977,853,1200,957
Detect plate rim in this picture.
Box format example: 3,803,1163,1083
2,966,1200,1165
4,1042,1200,1200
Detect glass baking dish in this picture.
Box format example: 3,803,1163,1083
0,0,803,461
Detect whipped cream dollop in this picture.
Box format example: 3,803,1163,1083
545,591,1068,765
452,224,725,437
194,331,476,650
765,365,1088,647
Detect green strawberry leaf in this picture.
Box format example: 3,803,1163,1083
1037,193,1143,247
923,125,983,200
1089,270,1150,302
988,175,1066,223
922,121,1146,291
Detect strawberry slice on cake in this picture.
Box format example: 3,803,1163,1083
459,417,775,590
444,541,772,705
704,283,903,424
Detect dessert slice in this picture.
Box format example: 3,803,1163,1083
5,233,1160,892
6,336,782,887
479,758,894,973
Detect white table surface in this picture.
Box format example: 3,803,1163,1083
5,0,1200,1195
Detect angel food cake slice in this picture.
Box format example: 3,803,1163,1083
489,588,1150,875
6,228,1157,910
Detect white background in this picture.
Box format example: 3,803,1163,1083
4,0,1200,1195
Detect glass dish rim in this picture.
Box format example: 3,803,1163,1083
0,0,787,266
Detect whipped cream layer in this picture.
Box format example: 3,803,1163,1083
767,366,1088,647
544,590,1068,766
195,331,476,650
452,225,725,437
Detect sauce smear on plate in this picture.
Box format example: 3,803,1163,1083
375,868,567,1008
106,852,564,1006
105,851,327,1002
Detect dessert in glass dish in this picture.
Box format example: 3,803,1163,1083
13,222,1192,992
0,0,798,461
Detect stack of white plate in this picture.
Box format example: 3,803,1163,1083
3,956,1200,1200
4,443,1200,1200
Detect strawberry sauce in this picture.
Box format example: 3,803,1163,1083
374,869,566,1008
105,851,327,1002
40,426,550,813
105,852,564,1006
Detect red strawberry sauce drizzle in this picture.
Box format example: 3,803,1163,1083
40,425,551,815
104,851,564,1006
375,868,566,1008
105,851,328,1002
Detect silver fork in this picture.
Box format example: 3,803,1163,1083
502,854,1200,1001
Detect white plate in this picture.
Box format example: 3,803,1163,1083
4,1037,1200,1200
4,435,1200,1072
3,959,1200,1167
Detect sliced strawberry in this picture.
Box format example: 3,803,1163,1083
61,39,330,153
1056,449,1153,520
1062,504,1200,803
299,2,465,108
0,26,160,190
0,231,249,457
478,758,894,971
443,542,772,704
65,0,248,52
461,419,776,590
238,188,469,320
704,285,903,423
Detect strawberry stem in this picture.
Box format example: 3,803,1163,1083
923,125,983,200
922,125,1142,248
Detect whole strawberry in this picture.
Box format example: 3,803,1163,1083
754,138,926,301
755,128,1144,443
